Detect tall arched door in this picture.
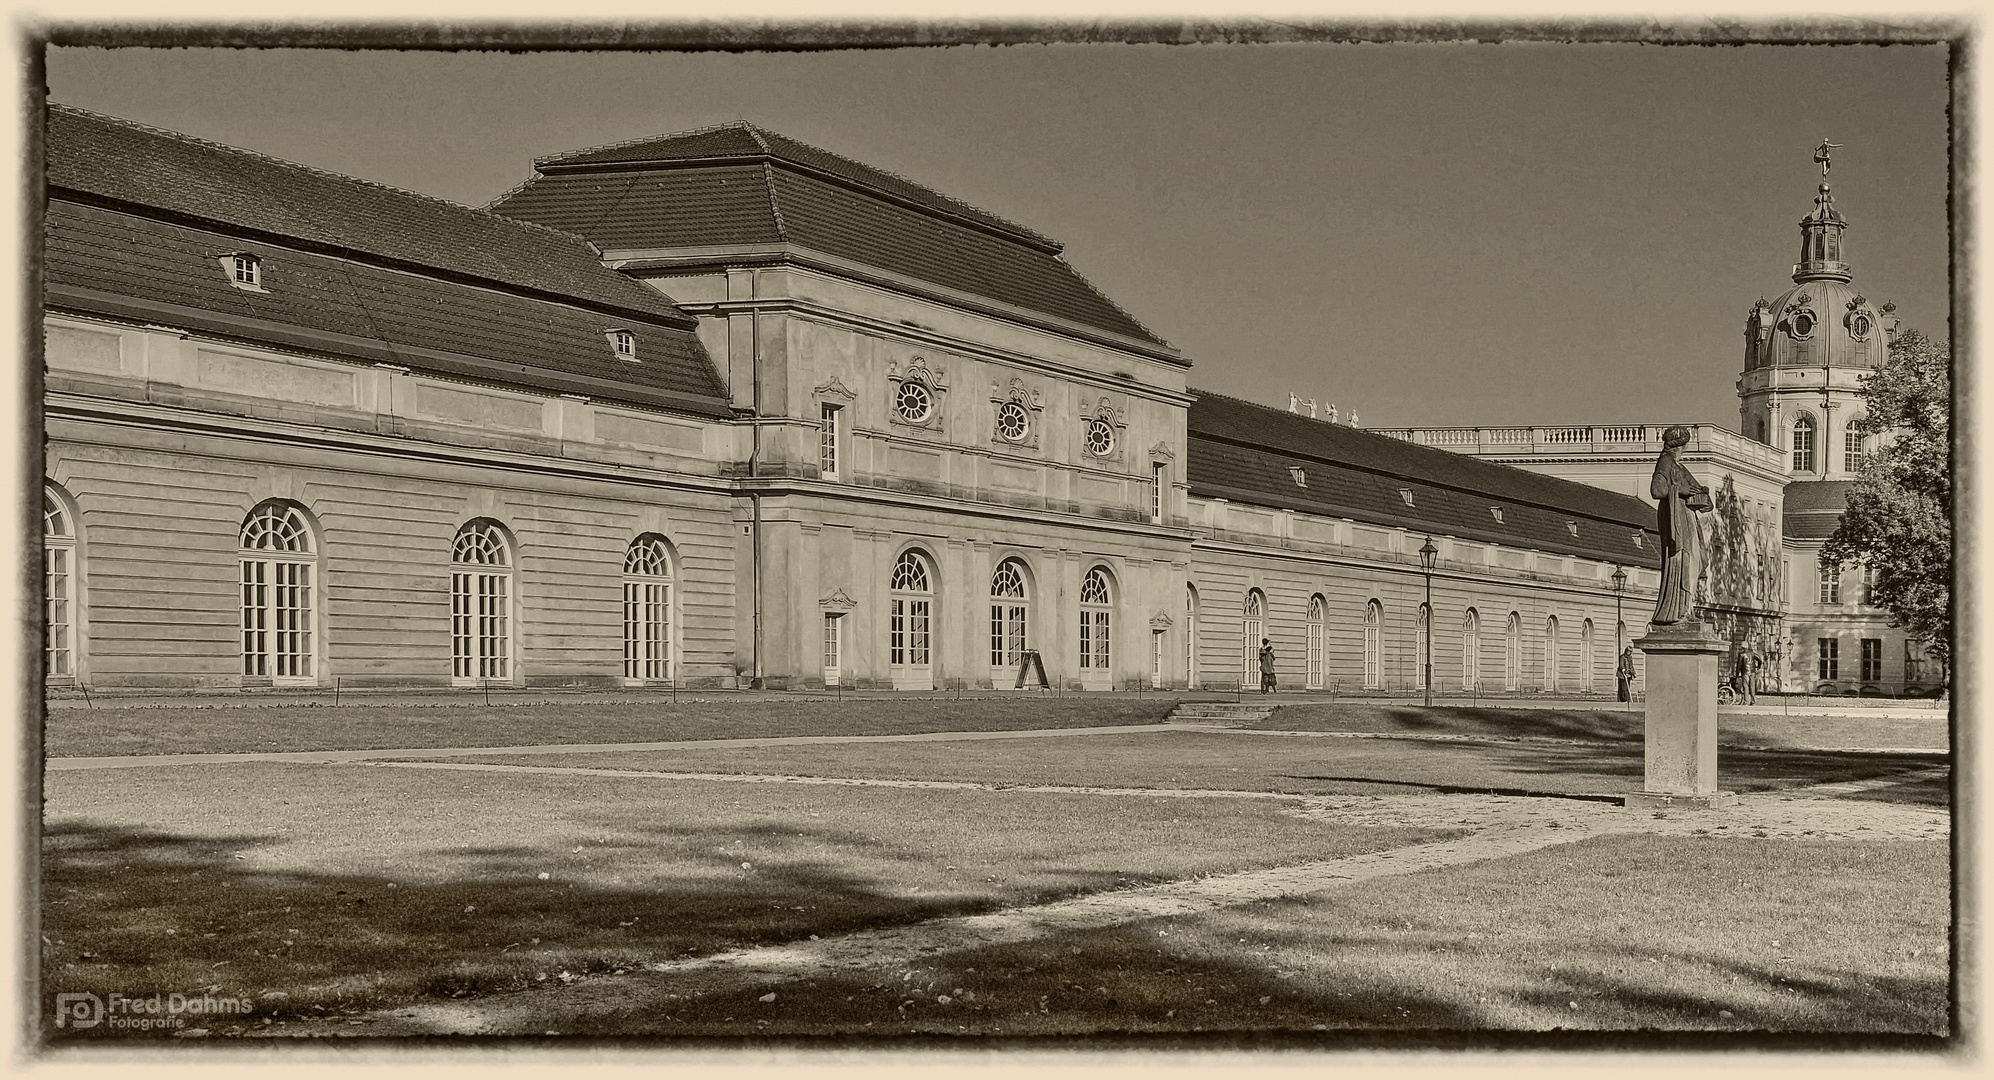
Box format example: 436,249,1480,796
890,550,935,690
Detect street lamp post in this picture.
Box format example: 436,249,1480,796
1611,565,1628,653
1419,536,1438,708
1611,565,1628,705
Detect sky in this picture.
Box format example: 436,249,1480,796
43,40,1950,430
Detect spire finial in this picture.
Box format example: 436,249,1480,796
1813,139,1843,179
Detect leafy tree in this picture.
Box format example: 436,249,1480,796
1821,329,1950,667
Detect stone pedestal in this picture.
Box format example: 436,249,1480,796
1626,622,1737,810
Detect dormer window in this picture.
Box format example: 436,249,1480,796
1399,489,1415,507
1289,467,1307,487
1490,507,1504,524
217,252,268,292
1566,520,1580,538
607,329,637,360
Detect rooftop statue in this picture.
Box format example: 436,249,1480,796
1814,139,1842,179
1650,425,1713,626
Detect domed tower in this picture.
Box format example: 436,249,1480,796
1737,151,1900,482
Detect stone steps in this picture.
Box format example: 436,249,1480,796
1165,701,1277,726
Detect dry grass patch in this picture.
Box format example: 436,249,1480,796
43,760,1444,1039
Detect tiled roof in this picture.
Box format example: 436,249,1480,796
1187,392,1662,567
534,121,1057,249
493,125,1174,352
48,197,732,418
47,104,695,327
1782,480,1852,541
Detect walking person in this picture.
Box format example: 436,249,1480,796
1738,650,1757,705
1616,646,1636,703
1257,638,1277,694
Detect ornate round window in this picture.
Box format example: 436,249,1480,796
996,401,1030,442
895,381,934,424
1788,309,1816,339
1848,312,1873,341
1084,418,1116,457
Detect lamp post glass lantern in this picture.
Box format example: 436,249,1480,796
1418,536,1438,707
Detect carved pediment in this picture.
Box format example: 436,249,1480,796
813,376,856,402
1149,611,1174,630
819,588,857,611
1147,441,1176,461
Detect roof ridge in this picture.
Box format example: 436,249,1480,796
52,103,606,256
740,122,775,155
1055,251,1173,350
760,161,790,242
530,119,752,168
750,127,1057,248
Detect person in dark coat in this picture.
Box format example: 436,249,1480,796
1257,638,1277,694
1616,647,1636,702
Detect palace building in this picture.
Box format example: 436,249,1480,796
41,105,1919,698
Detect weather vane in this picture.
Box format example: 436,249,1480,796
1814,139,1843,179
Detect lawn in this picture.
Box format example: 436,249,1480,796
42,760,1445,1037
44,698,1176,758
442,730,1949,803
1252,704,1950,752
535,835,1950,1038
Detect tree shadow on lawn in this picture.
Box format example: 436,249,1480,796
40,817,1133,1041
1278,740,1949,805
553,906,1947,1043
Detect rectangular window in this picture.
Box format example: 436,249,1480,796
990,604,1025,670
1860,638,1883,682
1905,639,1927,683
45,546,71,677
1859,566,1876,606
1151,462,1167,523
1080,612,1094,669
1817,637,1839,681
1844,430,1865,473
1818,564,1840,605
823,614,841,687
477,573,510,679
241,560,268,677
1305,623,1324,690
271,562,313,678
1150,631,1163,689
820,404,841,479
624,582,671,681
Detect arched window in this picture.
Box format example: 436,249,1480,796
1791,415,1817,473
1415,603,1430,691
1462,609,1481,690
1304,595,1326,690
451,520,513,683
623,534,674,684
1079,566,1113,682
1185,584,1200,690
240,501,318,684
1581,619,1597,692
1362,600,1383,690
1241,590,1265,685
1545,615,1561,692
44,486,77,680
1504,612,1523,692
890,549,935,689
990,558,1030,672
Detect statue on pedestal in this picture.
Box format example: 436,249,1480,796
1650,425,1713,626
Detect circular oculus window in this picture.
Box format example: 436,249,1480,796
996,401,1030,442
895,381,934,424
1788,309,1816,339
1084,418,1116,457
1848,313,1873,340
